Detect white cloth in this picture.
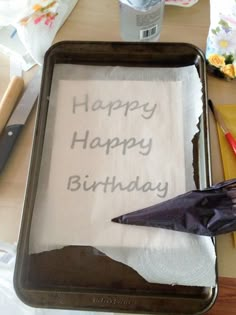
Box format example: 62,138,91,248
206,0,236,79
165,0,198,7
0,0,78,65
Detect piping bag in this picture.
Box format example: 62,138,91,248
112,178,236,236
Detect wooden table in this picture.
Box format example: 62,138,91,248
0,1,236,314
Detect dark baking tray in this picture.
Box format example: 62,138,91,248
14,41,217,314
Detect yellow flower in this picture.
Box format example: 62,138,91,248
220,64,235,79
208,54,225,68
33,4,43,12
219,39,229,49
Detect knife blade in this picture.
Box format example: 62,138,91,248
0,71,41,173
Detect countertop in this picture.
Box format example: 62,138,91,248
0,0,236,314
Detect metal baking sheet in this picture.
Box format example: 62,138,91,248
14,42,217,314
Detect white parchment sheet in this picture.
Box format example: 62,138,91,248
29,65,216,287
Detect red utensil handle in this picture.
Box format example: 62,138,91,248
225,132,236,156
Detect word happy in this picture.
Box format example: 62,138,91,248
71,130,152,155
73,94,158,119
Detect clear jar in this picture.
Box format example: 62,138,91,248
119,0,165,42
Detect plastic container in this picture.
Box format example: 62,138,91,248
119,0,165,41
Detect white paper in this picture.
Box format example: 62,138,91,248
0,26,36,71
29,65,216,287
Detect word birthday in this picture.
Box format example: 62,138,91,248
67,175,168,198
73,94,159,119
71,130,152,155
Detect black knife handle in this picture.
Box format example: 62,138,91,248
0,124,23,173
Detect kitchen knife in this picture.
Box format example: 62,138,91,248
0,71,41,173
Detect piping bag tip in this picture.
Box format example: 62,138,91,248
111,178,236,237
111,217,120,223
112,216,127,224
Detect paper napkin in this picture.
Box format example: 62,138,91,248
0,0,78,66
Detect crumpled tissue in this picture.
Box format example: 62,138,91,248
0,0,78,67
206,0,236,80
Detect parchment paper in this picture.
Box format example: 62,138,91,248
29,65,216,287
